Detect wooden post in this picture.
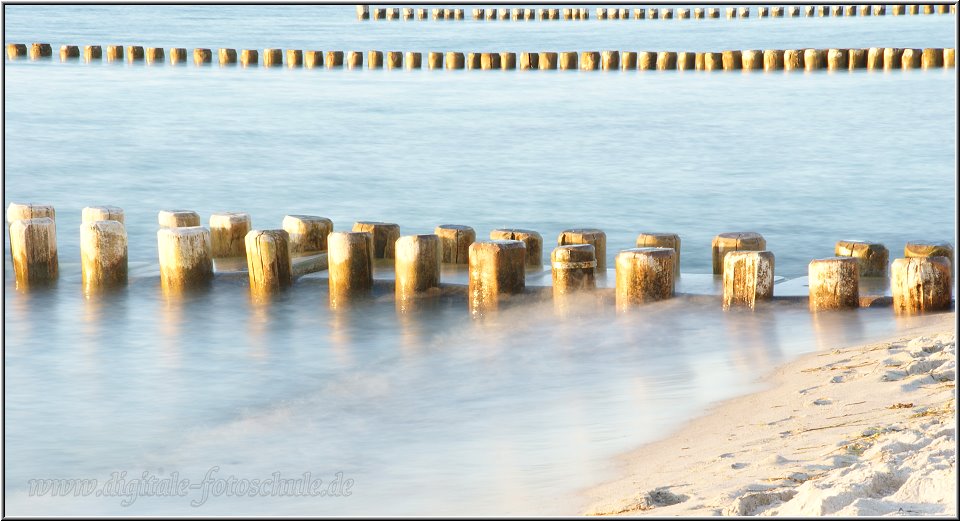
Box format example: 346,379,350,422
157,227,213,290
921,48,944,68
285,49,303,67
158,210,200,228
827,48,849,70
124,46,144,62
866,47,884,69
722,251,774,310
874,5,886,15
304,51,323,68
435,224,475,264
703,52,723,70
601,51,620,70
539,52,558,69
694,7,704,18
883,47,904,69
194,48,212,65
709,7,721,17
403,7,413,19
804,48,825,70
557,229,606,271
764,49,785,71
849,48,868,69
9,217,58,288
467,53,481,69
677,52,696,70
663,8,675,19
722,50,742,70
711,232,766,274
327,51,345,67
891,257,953,314
282,215,332,254
738,6,750,17
846,5,858,15
657,51,678,70
169,48,187,64
81,220,127,291
552,244,596,296
262,48,282,67
861,5,872,15
445,52,465,69
144,47,164,63
373,7,385,19
7,43,27,59
742,50,763,70
486,8,497,20
418,7,428,19
239,49,258,67
679,8,691,18
636,232,681,276
621,51,637,69
245,230,292,293
520,52,539,70
808,257,859,311
386,51,402,69
480,52,501,70
7,202,56,224
356,4,369,20
83,45,102,62
901,48,922,68
82,206,124,224
784,49,805,70
559,52,578,70
209,212,251,257
428,52,443,69
904,241,954,267
635,8,646,19
395,234,441,304
30,43,52,59
892,4,906,15
406,52,422,69
386,7,399,20
352,221,400,258
490,229,543,267
500,52,516,70
615,248,676,310
218,48,237,65
346,51,362,68
327,231,374,302
468,240,526,317
581,51,600,70
788,6,800,16
835,240,889,277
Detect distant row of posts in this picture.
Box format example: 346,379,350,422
6,203,954,317
356,4,956,20
7,43,956,71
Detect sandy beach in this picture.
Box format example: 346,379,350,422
585,311,956,516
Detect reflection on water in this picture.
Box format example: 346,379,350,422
4,267,949,515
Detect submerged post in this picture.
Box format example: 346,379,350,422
834,240,889,277
636,233,681,276
245,229,292,293
435,224,475,264
352,221,400,259
157,227,213,291
552,244,597,296
209,212,251,258
711,232,766,275
891,257,953,314
395,234,442,304
81,220,128,291
808,257,859,311
557,229,606,271
490,229,543,267
468,240,526,317
282,215,333,254
722,251,774,310
194,48,212,65
615,248,676,310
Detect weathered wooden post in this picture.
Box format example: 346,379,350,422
490,229,543,267
158,210,200,228
83,45,102,62
282,215,332,254
218,48,237,65
520,52,539,70
835,240,889,277
406,51,422,69
357,4,370,20
539,52,558,69
636,233,681,276
240,50,259,67
559,52,578,70
677,52,696,70
328,50,345,67
848,48,868,69
580,51,600,70
145,47,164,63
601,50,620,70
304,51,323,68
245,230,292,293
386,51,402,69
209,212,251,258
157,227,213,291
500,52,516,69
883,47,904,69
125,45,144,62
722,251,775,310
558,229,606,271
82,206,124,224
60,45,80,61
921,48,944,68
891,257,953,314
352,221,400,259
703,52,724,70
169,48,187,64
81,220,127,291
428,52,443,69
657,51,678,70
808,257,859,311
866,47,884,69
30,43,52,59
804,48,826,70
552,244,597,296
6,43,27,59
742,49,763,70
784,49,805,70
480,52,501,70
9,217,58,288
327,231,374,305
722,50,742,70
445,52,465,69
194,48,212,65
395,234,441,305
764,49,785,71
621,51,637,69
904,241,954,266
368,50,383,68
901,48,922,68
346,51,362,68
468,240,526,317
615,248,676,310
712,232,766,274
638,51,657,70
403,7,414,19
827,48,849,70
435,224,475,264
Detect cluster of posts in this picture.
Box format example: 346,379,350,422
356,4,956,21
6,203,954,317
7,42,956,71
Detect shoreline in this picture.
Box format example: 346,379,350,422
582,311,957,516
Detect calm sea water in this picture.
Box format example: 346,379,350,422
3,4,957,516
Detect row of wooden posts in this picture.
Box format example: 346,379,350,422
7,203,954,316
356,4,956,20
7,43,956,71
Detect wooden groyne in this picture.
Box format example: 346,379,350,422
7,43,956,71
354,4,956,21
5,203,955,316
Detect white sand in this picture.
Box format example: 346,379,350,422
585,312,956,516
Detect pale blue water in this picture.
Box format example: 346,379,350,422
3,4,957,516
